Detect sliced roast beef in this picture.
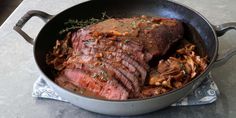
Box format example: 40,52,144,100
47,16,184,100
102,62,134,92
56,69,129,100
70,34,146,94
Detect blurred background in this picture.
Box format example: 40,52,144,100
0,0,22,25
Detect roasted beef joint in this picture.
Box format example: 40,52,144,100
47,16,191,100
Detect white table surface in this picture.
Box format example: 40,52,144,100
0,0,236,118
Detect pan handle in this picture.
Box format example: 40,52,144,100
13,10,53,45
213,22,236,67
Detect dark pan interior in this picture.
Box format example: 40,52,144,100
34,0,217,80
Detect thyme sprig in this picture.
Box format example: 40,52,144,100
59,12,109,34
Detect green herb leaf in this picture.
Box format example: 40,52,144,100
131,21,136,28
124,39,130,43
59,12,110,34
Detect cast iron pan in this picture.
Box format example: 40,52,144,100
14,0,236,116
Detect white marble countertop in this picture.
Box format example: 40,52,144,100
0,0,236,118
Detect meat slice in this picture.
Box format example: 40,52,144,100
56,69,129,100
